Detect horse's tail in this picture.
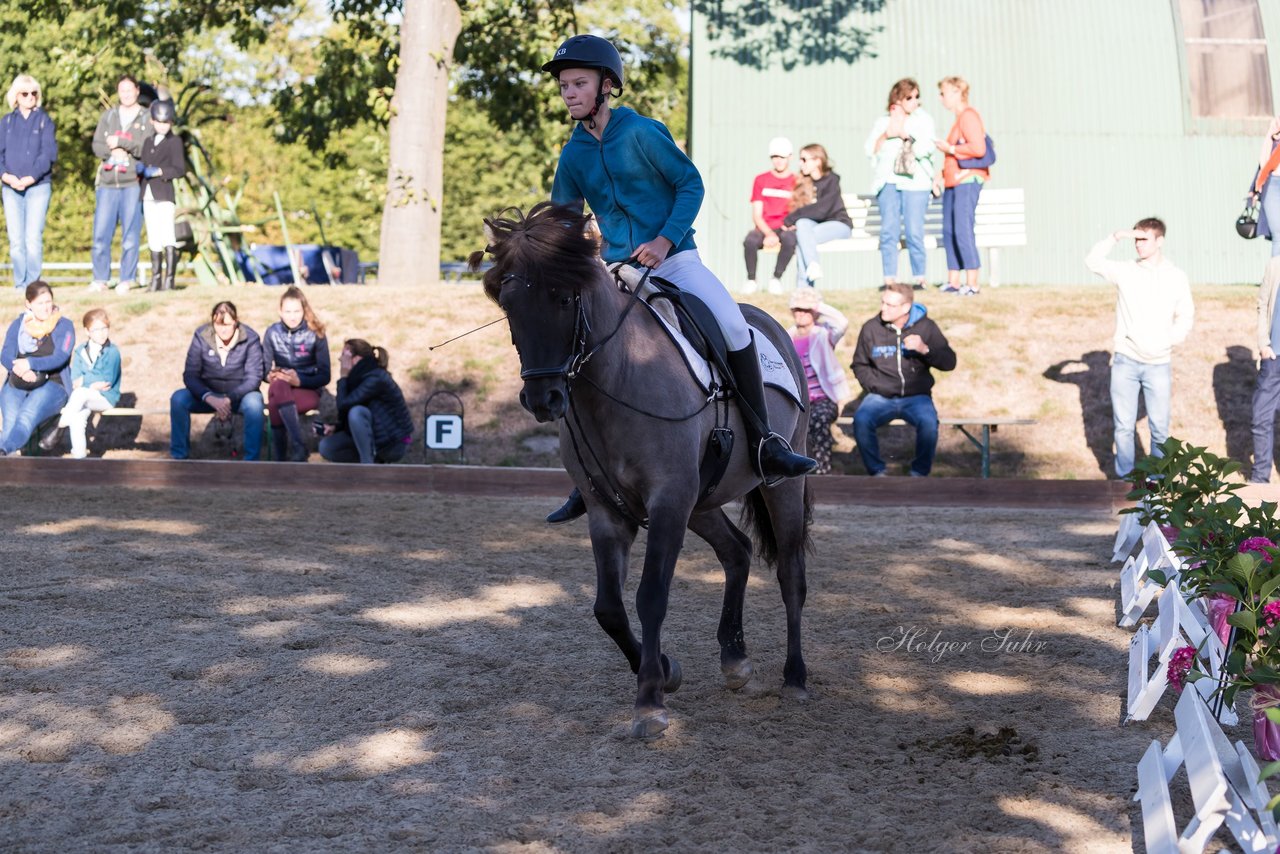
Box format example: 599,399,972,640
739,479,814,568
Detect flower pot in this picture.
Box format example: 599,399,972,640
1207,594,1236,648
1253,685,1280,761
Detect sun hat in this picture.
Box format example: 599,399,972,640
789,288,822,312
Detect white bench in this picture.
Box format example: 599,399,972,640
766,187,1027,286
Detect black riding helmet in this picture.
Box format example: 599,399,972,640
150,99,176,124
542,34,625,93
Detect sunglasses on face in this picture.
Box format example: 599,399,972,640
18,91,36,97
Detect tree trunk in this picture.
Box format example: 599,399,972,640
377,0,461,286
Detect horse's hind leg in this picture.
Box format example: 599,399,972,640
760,478,810,700
588,511,642,674
688,508,754,690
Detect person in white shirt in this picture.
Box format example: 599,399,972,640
1085,218,1194,478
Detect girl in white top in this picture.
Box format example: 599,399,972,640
865,78,937,288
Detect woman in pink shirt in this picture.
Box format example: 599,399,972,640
934,76,988,296
788,288,850,474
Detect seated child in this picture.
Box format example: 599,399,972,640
50,308,122,458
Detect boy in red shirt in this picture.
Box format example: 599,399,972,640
742,137,796,294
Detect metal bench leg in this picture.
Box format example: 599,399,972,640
952,424,993,478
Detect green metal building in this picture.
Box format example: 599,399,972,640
687,0,1277,287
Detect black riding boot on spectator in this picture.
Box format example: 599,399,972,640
270,428,288,462
162,246,178,291
148,251,164,292
726,338,817,483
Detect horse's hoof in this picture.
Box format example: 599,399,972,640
781,683,811,701
722,658,754,691
662,654,683,693
631,708,669,740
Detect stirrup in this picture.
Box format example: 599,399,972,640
757,432,817,487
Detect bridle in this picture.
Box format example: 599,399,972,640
508,269,642,384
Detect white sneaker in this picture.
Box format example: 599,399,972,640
805,262,824,282
87,280,109,293
742,279,758,294
767,278,784,295
114,280,130,295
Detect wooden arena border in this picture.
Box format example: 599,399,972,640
0,456,1185,511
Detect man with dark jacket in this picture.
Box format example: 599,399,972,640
850,282,957,476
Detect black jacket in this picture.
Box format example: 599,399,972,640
263,320,331,390
139,131,185,204
336,358,413,448
183,323,266,405
783,172,852,228
851,303,956,399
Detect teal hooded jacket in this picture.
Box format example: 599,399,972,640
550,106,702,264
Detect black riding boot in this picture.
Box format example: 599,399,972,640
546,487,586,524
726,338,817,483
162,246,178,291
148,251,164,292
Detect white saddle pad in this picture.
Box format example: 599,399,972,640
636,296,803,408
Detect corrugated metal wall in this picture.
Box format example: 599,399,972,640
689,0,1278,287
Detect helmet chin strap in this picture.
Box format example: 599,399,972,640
586,93,606,129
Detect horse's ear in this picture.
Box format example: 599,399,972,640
483,222,496,246
584,215,600,242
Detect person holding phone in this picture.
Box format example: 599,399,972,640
866,78,936,289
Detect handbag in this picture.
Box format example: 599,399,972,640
1238,199,1260,240
892,137,916,178
957,134,996,170
7,333,53,391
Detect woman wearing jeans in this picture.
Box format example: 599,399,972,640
0,281,73,456
1254,116,1280,256
866,78,936,288
0,74,57,289
934,75,988,296
782,144,852,289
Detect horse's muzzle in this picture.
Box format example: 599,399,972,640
519,381,567,422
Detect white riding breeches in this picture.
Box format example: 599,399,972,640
144,199,176,252
641,249,751,351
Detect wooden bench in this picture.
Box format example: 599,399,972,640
835,414,1036,478
764,187,1026,286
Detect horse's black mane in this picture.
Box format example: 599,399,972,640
470,202,601,303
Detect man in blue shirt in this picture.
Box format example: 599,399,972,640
543,35,815,523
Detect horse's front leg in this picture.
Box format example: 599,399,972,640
632,504,691,739
687,509,754,690
587,508,641,673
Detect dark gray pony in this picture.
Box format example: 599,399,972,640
474,202,811,739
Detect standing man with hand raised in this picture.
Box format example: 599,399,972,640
1086,218,1194,479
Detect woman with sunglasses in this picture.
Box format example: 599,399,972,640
866,78,937,289
781,143,852,289
0,75,57,289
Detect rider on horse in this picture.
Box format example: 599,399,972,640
542,34,817,523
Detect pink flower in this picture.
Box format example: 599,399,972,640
1160,525,1178,545
1239,537,1277,560
1168,645,1197,693
1264,602,1280,633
